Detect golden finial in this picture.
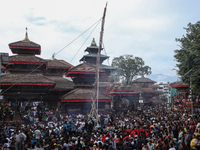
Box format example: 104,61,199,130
52,53,55,60
23,27,30,42
91,38,97,46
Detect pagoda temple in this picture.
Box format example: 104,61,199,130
61,38,116,113
1,30,74,107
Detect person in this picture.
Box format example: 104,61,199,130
38,110,43,122
14,130,22,150
34,126,41,146
142,144,149,150
100,116,104,129
3,110,6,121
147,140,154,150
0,108,2,121
168,142,176,150
190,134,197,150
186,130,193,148
110,136,117,150
63,121,69,140
91,144,98,150
123,142,132,150
10,110,14,122
178,142,184,150
20,130,27,150
67,120,72,136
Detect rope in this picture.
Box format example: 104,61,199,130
54,18,102,56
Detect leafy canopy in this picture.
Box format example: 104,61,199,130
111,54,151,84
174,21,200,94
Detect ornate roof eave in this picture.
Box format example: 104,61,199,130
132,77,156,83
109,92,137,96
60,87,112,101
46,59,73,69
66,63,106,77
66,71,106,77
61,99,112,102
1,74,56,85
171,85,190,88
79,54,109,62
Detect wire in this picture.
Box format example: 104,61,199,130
69,19,101,64
54,18,102,56
49,18,101,83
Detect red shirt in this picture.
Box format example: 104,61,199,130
124,136,130,142
113,138,119,143
136,128,140,135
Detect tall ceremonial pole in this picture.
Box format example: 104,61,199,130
90,3,107,119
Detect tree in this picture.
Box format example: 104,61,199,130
174,21,200,94
111,54,151,84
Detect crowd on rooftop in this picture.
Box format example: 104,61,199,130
0,102,199,150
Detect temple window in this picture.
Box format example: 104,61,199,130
139,82,148,88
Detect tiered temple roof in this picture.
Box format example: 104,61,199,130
9,30,41,55
170,81,189,88
46,59,73,69
79,38,109,64
61,88,112,102
66,63,106,76
9,55,46,64
132,77,156,83
1,74,55,85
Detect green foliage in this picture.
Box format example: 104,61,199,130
174,21,200,94
111,55,151,84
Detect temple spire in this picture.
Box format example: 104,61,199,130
91,38,97,46
23,27,30,42
52,53,55,60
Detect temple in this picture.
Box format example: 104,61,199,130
62,38,116,113
1,30,74,108
108,77,162,112
1,30,163,114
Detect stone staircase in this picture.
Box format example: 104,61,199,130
0,112,21,123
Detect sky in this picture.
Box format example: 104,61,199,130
0,0,200,79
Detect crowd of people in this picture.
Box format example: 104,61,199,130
0,102,200,150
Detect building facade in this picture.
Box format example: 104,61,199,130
156,82,171,103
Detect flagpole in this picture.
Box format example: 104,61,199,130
91,3,107,120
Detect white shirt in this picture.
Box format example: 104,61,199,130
34,129,41,139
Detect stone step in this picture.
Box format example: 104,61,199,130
1,116,21,122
